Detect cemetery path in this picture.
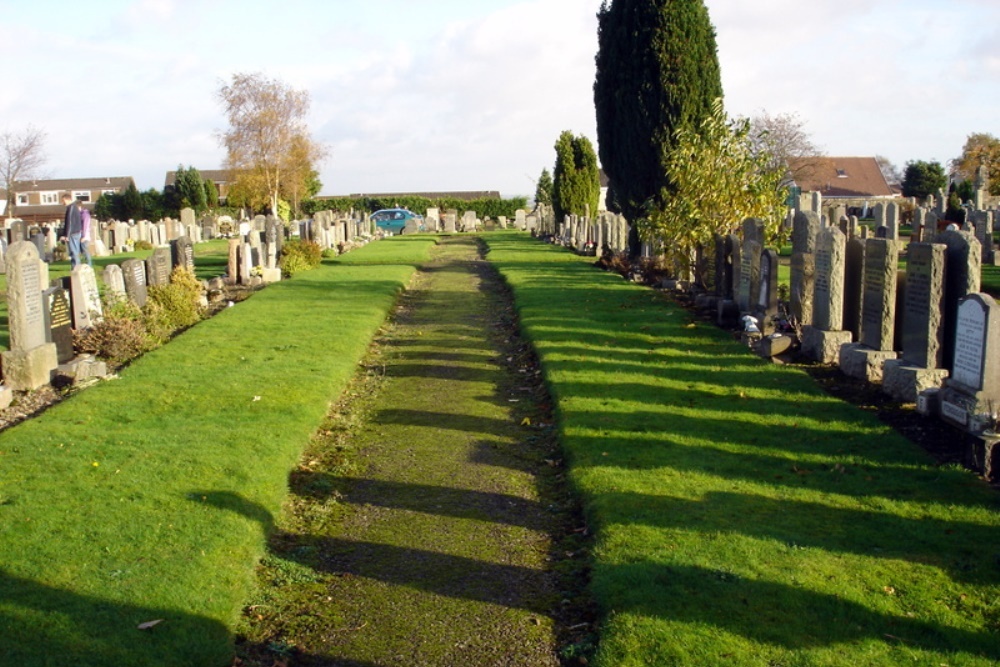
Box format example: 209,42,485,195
237,236,591,666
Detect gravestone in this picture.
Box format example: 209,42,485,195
939,293,1000,431
146,247,172,286
171,235,195,272
68,264,103,330
883,243,950,402
121,258,148,307
790,211,820,326
713,234,727,297
9,220,27,244
754,249,779,333
802,226,852,363
912,208,927,243
839,239,900,382
885,202,900,240
1,242,58,390
443,214,457,233
43,287,75,364
717,235,740,326
180,207,196,230
843,238,865,341
935,230,981,372
736,239,760,313
227,239,239,284
103,264,127,302
240,242,253,285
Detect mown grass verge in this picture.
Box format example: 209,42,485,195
0,236,436,666
485,231,1000,667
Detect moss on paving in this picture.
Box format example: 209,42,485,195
485,232,1000,667
0,237,435,666
238,236,592,666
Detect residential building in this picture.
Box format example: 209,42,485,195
787,156,896,200
4,177,135,225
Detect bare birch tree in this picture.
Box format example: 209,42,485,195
1,126,47,217
217,72,324,217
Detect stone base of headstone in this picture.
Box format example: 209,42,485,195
967,434,999,482
755,334,794,357
0,384,12,410
662,279,691,292
694,294,718,313
881,361,949,403
717,300,740,328
801,326,853,364
1,343,58,391
838,343,897,383
261,268,282,283
916,388,940,417
938,384,990,432
55,355,108,384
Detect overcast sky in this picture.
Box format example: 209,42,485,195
2,0,998,198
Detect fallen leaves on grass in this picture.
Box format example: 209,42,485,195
137,619,164,630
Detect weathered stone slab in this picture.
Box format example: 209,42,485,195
860,239,900,351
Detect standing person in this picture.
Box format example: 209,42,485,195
59,193,82,268
78,199,93,266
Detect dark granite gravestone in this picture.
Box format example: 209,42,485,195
171,235,195,272
121,258,148,307
146,247,172,286
935,230,981,371
43,287,75,364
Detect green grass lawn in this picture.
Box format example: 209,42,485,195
485,232,1000,666
0,236,436,666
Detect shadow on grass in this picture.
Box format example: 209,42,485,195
196,491,553,615
0,568,231,667
595,489,999,585
607,562,999,659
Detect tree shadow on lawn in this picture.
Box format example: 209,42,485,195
593,488,998,585
299,473,554,533
603,562,999,660
373,408,510,437
196,491,555,614
0,568,232,667
567,429,989,509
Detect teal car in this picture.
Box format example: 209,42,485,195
371,208,424,234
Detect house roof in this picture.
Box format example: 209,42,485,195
11,176,134,192
164,170,231,186
787,157,894,198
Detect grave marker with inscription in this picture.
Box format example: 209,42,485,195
839,239,900,382
1,242,58,389
121,258,148,307
802,227,852,362
939,293,1000,431
883,243,950,401
146,247,172,286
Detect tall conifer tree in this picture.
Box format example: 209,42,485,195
594,0,723,254
552,131,601,223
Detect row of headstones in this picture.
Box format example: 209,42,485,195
1,242,107,393
547,212,631,256
709,219,781,335
423,209,487,233
303,210,370,249
99,236,198,310
786,208,996,436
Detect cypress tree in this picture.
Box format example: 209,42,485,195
552,131,601,223
535,167,554,207
594,0,723,254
